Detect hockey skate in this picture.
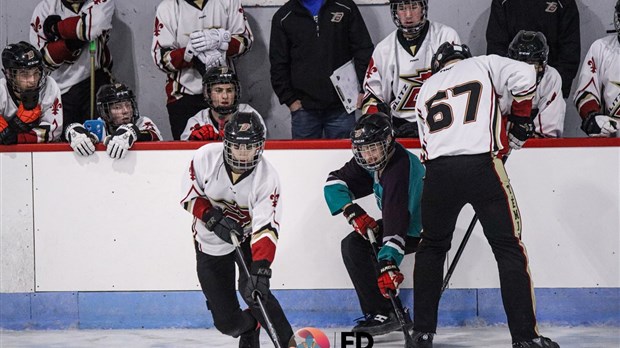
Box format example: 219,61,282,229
352,308,412,336
239,326,260,348
409,330,433,348
512,336,560,348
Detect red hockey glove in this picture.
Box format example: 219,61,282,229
189,124,219,141
343,203,378,239
0,115,17,145
377,260,404,299
10,103,41,132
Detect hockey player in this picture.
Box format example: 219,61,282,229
411,42,558,348
362,0,460,138
501,30,565,138
0,41,63,144
180,112,293,348
65,83,162,159
30,0,114,132
152,0,253,140
323,113,424,336
573,1,620,137
180,67,265,141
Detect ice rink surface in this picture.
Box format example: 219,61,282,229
1,325,619,348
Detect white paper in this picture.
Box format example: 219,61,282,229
330,60,360,114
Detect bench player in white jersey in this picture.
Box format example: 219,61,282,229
180,67,265,141
65,83,162,159
362,0,460,137
573,1,620,137
0,42,63,144
152,0,253,140
499,31,565,138
180,112,293,348
30,0,114,132
411,42,559,348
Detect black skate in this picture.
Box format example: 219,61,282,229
513,336,560,348
409,330,434,348
239,326,260,348
351,310,405,336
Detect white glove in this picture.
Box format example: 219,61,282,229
196,49,227,69
105,124,137,159
184,40,196,63
65,123,97,156
582,114,618,137
190,28,231,52
507,121,534,150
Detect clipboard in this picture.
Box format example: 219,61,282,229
330,60,360,114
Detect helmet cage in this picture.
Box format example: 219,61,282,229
223,112,265,172
390,0,427,37
96,84,139,129
508,30,549,84
203,67,240,115
352,139,391,171
350,112,394,171
2,41,48,96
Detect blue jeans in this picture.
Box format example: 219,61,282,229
291,107,356,139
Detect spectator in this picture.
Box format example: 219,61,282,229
270,0,373,139
486,0,580,98
0,41,63,144
363,0,460,138
573,1,620,138
152,0,253,140
30,0,114,133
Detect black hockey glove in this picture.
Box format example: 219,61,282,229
507,115,534,150
581,112,618,137
244,260,271,301
43,15,62,42
202,206,243,244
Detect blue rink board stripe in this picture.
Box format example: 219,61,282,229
1,288,618,330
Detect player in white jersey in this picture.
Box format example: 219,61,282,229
0,42,63,144
30,0,114,131
573,1,620,137
180,112,293,348
152,0,253,140
499,31,565,138
65,83,162,159
181,67,265,141
410,42,558,348
362,0,460,137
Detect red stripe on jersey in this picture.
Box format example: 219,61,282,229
45,40,75,63
578,99,600,119
251,237,275,264
192,197,212,220
169,48,192,70
511,99,533,118
57,16,80,40
227,37,242,56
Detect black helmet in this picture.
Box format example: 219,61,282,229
96,83,139,130
1,41,47,95
508,30,549,84
431,42,472,74
203,66,240,115
351,112,394,171
389,0,428,38
223,112,265,172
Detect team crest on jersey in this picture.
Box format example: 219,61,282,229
218,200,251,228
52,98,62,115
545,2,558,13
331,12,344,22
270,190,280,208
394,69,433,111
587,57,597,73
153,17,164,37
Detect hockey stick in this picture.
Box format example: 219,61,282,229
367,229,415,348
89,40,96,120
230,233,283,348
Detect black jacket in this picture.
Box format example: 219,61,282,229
486,0,580,98
269,0,374,110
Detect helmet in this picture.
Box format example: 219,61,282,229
223,112,266,173
389,0,428,38
431,42,472,74
508,30,549,84
96,83,139,130
1,41,47,95
615,0,619,39
203,66,240,115
351,112,394,171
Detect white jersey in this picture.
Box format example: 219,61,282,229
0,76,63,142
573,35,620,119
152,0,253,103
180,143,281,260
416,55,537,161
363,22,460,122
101,116,164,141
180,104,265,140
30,0,114,94
499,65,565,137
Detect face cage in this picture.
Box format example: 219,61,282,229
204,82,240,115
352,140,390,171
390,0,427,37
224,139,265,172
98,98,139,130
6,67,48,95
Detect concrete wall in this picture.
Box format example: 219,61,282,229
0,0,615,139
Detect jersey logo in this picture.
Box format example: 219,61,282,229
219,200,251,228
31,16,42,33
52,98,62,115
587,57,597,73
365,57,377,79
270,190,280,208
394,69,433,112
545,2,558,13
153,17,164,37
189,160,196,181
331,12,344,22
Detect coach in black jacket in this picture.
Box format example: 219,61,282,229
269,0,373,139
486,0,580,98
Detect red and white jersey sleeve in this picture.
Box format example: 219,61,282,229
180,104,265,140
416,55,536,161
136,116,163,141
151,0,253,102
30,0,114,94
573,35,620,119
180,143,282,260
362,22,460,122
0,76,63,143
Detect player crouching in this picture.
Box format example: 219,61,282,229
64,82,162,159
